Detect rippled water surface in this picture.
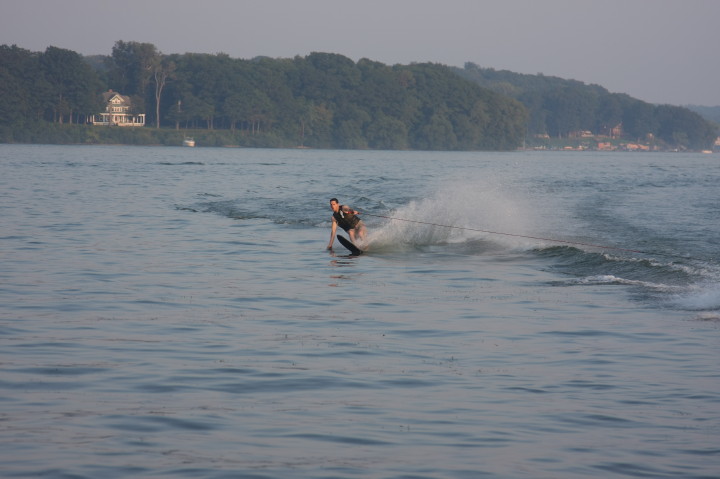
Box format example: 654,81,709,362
1,145,719,478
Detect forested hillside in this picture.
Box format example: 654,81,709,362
687,105,720,125
454,63,717,150
0,43,526,150
0,42,716,150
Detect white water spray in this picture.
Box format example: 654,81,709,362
365,176,548,252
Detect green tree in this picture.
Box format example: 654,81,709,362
622,100,657,141
656,104,717,150
0,45,42,127
334,104,371,149
244,89,273,134
222,94,245,131
151,57,175,128
543,86,596,137
108,41,158,98
416,107,457,150
366,114,408,150
166,99,188,129
40,46,101,123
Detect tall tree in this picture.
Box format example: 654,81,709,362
151,57,175,128
108,41,158,97
40,46,101,123
0,45,42,126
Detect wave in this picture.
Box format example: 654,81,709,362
536,245,720,312
565,274,682,289
157,161,205,166
567,274,720,312
668,282,720,311
178,197,324,226
179,199,262,220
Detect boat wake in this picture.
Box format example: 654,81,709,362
539,246,720,312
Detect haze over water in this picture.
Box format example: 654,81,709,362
1,145,719,478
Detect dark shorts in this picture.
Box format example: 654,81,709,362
347,220,364,232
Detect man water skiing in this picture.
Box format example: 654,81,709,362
327,198,367,250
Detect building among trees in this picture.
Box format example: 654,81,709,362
91,90,145,126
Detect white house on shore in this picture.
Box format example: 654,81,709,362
91,90,145,126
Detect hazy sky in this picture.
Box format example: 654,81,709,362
3,0,719,106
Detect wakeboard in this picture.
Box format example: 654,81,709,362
337,235,363,256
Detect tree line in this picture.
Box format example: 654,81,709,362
0,45,102,127
455,63,718,150
1,42,716,150
0,42,526,150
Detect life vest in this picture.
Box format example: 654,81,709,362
333,207,360,232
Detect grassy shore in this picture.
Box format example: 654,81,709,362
0,123,290,148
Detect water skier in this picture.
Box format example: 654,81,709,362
327,198,367,249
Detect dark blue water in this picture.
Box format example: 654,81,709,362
1,145,719,478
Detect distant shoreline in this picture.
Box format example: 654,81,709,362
0,120,716,153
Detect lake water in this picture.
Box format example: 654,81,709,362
1,144,719,478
